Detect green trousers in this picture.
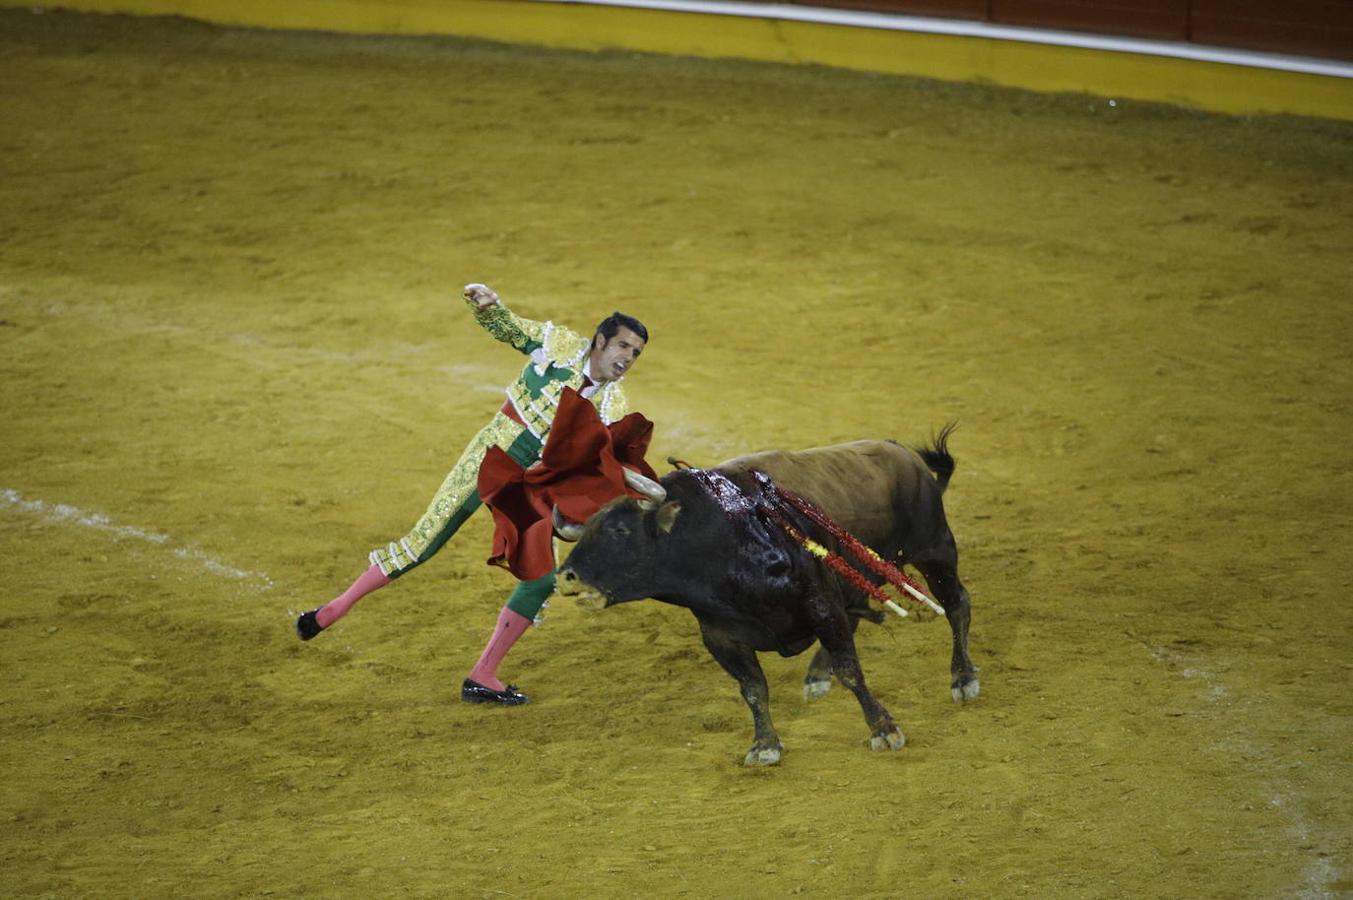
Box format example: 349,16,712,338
369,413,556,620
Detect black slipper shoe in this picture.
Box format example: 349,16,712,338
296,609,323,641
461,678,530,705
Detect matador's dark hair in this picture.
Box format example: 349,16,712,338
595,312,649,344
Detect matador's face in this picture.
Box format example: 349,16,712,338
588,326,645,383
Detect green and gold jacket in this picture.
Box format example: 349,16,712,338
469,298,630,441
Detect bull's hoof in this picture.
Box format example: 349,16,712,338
743,743,784,766
951,677,981,704
869,727,906,752
803,677,832,702
296,609,323,641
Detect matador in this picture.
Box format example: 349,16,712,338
296,283,649,705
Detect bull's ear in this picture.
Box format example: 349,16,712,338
655,500,682,534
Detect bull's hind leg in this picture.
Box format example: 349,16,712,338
803,644,833,701
802,612,867,701
697,620,784,766
807,601,904,752
914,559,979,703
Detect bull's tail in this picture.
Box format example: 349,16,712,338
916,421,958,493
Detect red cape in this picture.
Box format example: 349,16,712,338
478,387,658,581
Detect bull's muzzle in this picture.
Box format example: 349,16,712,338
555,566,583,595
555,566,606,611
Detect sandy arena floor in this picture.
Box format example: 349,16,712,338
1,8,1350,898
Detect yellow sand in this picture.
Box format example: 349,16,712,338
1,10,1350,898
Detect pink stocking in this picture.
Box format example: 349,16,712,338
467,607,532,692
315,564,391,628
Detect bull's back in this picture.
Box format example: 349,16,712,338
716,440,931,545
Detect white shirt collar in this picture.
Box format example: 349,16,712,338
580,359,601,398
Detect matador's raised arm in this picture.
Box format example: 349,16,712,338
462,283,590,362
462,283,548,354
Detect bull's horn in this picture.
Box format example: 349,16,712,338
552,505,585,542
623,467,666,502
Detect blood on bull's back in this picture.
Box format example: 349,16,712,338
714,439,944,554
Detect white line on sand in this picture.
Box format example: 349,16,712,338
1147,643,1339,896
2,488,274,590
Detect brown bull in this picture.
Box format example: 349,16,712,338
555,427,977,765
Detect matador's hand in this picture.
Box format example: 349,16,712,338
463,283,499,310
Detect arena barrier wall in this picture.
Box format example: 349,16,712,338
8,0,1353,120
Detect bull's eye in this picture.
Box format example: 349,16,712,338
607,520,631,536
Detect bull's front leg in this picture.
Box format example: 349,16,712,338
803,610,870,700
696,620,784,766
807,597,905,752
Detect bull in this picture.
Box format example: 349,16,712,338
553,427,977,765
